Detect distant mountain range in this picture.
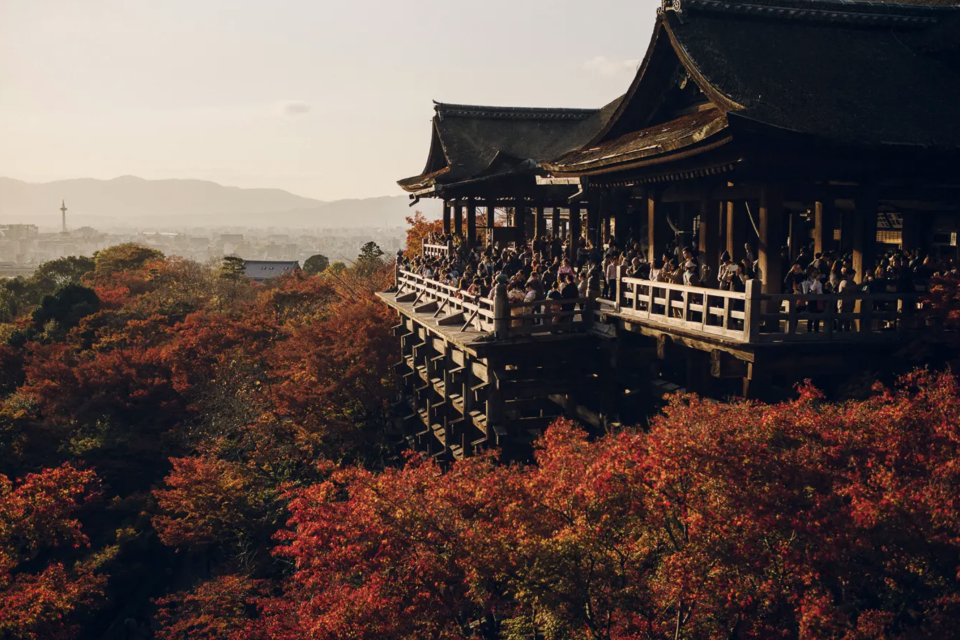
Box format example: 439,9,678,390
0,176,439,230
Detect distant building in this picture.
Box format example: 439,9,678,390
0,225,39,241
242,260,299,283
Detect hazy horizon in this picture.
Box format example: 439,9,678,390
0,175,442,230
1,0,658,201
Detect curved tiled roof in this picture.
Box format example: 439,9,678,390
398,99,622,194
549,0,960,175
669,1,960,148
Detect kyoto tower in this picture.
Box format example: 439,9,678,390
60,200,67,233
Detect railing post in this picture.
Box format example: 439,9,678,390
583,297,594,332
492,282,510,340
743,279,762,343
395,260,401,288
614,265,622,313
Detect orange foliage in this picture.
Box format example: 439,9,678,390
404,210,442,256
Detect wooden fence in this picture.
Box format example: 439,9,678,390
396,266,593,340
616,276,923,344
422,242,450,260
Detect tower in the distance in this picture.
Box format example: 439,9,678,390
60,200,68,233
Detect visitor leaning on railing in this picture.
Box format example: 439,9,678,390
396,236,946,343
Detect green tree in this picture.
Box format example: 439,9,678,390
302,254,330,276
218,255,246,281
93,243,164,276
329,261,347,275
31,256,96,290
355,242,385,276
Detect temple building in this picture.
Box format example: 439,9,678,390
398,100,621,251
379,0,960,459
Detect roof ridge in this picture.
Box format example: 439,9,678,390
433,102,598,121
662,0,958,26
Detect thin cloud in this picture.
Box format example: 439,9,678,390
582,56,640,77
277,101,312,116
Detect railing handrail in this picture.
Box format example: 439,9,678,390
616,274,926,345
621,276,747,300
396,266,591,340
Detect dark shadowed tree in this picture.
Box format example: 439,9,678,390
219,256,246,281
302,254,330,276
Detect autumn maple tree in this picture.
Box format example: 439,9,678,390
223,372,960,640
0,464,105,640
404,210,442,256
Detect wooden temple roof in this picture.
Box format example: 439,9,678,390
398,100,621,195
545,0,960,178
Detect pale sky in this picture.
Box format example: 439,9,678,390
1,0,659,201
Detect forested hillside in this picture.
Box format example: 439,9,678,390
0,230,958,639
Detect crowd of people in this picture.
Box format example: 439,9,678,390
404,230,959,332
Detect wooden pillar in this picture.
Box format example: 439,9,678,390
852,190,879,284
648,193,670,264
789,209,803,260
486,203,496,247
758,185,784,295
726,201,748,260
534,205,546,239
442,201,451,235
551,207,561,238
698,197,720,287
900,211,919,251
813,200,835,257
513,198,524,235
569,204,582,259
839,208,854,254
453,201,463,237
603,214,612,244
466,198,477,249
587,199,600,248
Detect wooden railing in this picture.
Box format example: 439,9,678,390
422,242,450,260
615,276,923,344
617,277,754,341
397,269,495,333
396,266,592,340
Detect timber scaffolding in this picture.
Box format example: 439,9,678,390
378,264,933,461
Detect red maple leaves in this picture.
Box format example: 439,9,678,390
0,464,104,640
216,373,960,640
